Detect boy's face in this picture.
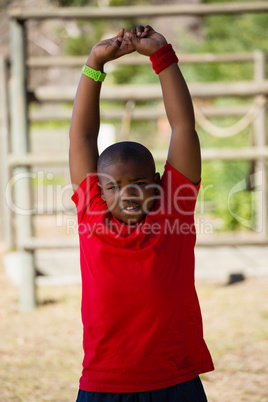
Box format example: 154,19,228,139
98,159,160,224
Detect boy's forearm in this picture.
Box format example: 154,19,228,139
158,63,195,133
69,28,133,143
69,55,104,142
157,53,201,183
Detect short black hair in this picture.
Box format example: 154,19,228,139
97,141,155,174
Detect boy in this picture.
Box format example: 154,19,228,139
70,25,214,402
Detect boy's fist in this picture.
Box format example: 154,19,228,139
88,28,135,68
125,25,167,56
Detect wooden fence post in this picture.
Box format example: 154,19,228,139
0,56,13,249
9,17,36,311
253,51,267,236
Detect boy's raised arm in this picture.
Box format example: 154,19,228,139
126,26,201,185
158,59,201,185
69,29,134,189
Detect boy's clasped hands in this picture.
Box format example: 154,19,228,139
88,25,167,68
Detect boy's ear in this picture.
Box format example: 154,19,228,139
98,182,106,201
154,172,160,184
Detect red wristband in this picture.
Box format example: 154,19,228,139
150,44,178,74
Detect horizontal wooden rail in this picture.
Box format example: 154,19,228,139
22,235,268,250
9,2,268,20
8,147,268,167
31,205,76,215
23,237,79,250
158,148,268,162
28,81,268,102
8,153,68,166
29,104,253,122
203,147,268,161
27,52,259,68
196,236,268,247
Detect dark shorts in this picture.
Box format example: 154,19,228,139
76,376,208,402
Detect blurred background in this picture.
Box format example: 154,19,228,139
0,0,268,401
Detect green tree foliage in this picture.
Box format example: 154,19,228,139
182,0,268,82
63,19,106,55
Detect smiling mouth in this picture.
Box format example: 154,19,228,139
121,205,142,214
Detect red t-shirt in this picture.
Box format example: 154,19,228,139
72,161,214,393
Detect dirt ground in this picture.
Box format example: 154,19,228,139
1,251,268,402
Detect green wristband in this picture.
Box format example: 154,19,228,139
82,64,107,82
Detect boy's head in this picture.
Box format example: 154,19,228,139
97,141,160,224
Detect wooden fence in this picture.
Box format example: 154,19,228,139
5,3,268,310
9,2,268,19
